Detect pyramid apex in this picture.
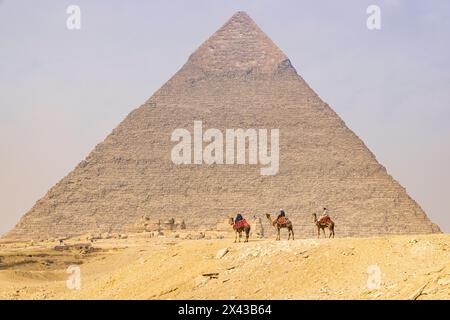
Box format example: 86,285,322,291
182,11,295,77
230,11,252,20
223,11,259,33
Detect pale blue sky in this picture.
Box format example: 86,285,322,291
1,0,449,234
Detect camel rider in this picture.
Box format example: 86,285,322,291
277,209,286,222
320,207,330,224
234,213,248,228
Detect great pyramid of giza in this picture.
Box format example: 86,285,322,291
6,12,440,240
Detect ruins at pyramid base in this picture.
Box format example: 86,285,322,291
5,11,440,241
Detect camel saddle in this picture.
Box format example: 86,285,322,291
234,219,249,229
318,215,332,225
276,216,289,226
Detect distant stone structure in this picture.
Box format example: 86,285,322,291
126,215,186,233
251,216,264,238
5,11,440,240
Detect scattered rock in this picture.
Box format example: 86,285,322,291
197,232,205,240
157,287,178,297
408,282,429,300
371,291,384,298
54,243,92,252
437,278,450,286
425,266,444,275
216,248,229,259
202,272,219,279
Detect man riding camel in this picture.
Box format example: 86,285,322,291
266,209,294,240
319,207,331,224
276,209,287,224
234,213,249,229
230,212,251,243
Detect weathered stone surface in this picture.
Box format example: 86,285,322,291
5,12,440,240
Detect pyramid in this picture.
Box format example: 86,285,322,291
7,12,440,240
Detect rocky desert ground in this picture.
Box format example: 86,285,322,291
0,231,449,300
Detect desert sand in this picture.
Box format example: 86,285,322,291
1,232,449,300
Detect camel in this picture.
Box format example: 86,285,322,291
265,214,294,240
229,217,251,243
313,213,335,238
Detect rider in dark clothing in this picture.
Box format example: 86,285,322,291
235,213,244,222
277,209,285,220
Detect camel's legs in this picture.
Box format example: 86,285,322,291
235,230,241,243
317,227,320,239
287,227,294,240
322,228,326,238
276,227,280,241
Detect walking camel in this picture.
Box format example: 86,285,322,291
229,217,251,243
312,213,335,238
265,214,294,240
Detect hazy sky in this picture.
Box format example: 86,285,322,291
1,0,449,235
